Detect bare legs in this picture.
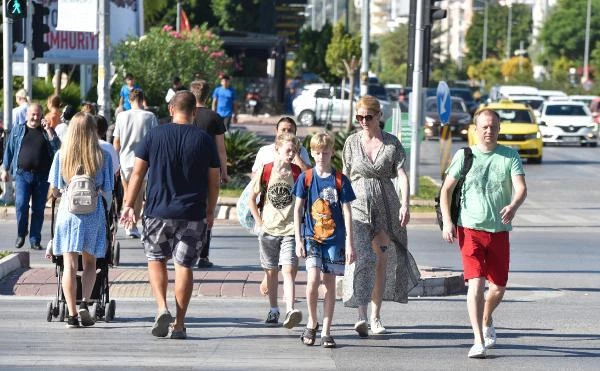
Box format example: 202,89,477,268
147,260,194,332
62,251,96,317
304,268,336,343
266,264,297,312
357,231,390,322
467,278,506,344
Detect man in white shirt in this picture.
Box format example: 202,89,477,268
113,89,158,238
251,117,311,174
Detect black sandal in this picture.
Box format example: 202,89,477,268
300,322,319,346
321,335,336,348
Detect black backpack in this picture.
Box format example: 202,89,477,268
435,147,474,230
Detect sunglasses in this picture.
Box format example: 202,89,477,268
355,114,374,122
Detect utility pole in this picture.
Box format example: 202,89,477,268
506,1,512,60
311,0,316,30
97,0,110,121
583,0,592,83
360,0,369,96
409,0,425,196
176,1,181,33
482,0,488,61
23,0,32,96
3,0,14,132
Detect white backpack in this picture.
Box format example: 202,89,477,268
64,174,99,214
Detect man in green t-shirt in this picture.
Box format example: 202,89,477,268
440,109,528,359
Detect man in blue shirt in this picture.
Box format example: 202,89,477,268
118,73,143,112
120,91,220,340
211,74,237,130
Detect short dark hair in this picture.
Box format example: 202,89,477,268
124,73,134,80
169,90,196,115
95,115,108,138
220,74,230,80
129,88,144,103
172,76,181,85
190,80,210,103
61,105,76,122
276,116,298,134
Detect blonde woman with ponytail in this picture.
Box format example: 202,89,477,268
48,112,114,329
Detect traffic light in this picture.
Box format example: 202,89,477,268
12,17,25,44
6,0,27,20
32,2,50,59
407,0,448,86
424,0,447,26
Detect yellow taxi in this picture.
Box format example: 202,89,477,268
468,100,543,164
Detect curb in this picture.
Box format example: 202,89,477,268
0,251,29,281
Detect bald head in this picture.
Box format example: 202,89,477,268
26,103,43,128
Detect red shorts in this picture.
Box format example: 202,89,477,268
457,226,510,287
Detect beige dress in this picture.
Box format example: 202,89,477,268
342,131,420,306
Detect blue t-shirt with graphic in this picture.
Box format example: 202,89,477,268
212,86,236,117
293,169,356,248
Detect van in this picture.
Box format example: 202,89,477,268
490,85,539,101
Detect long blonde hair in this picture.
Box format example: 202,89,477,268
60,112,103,182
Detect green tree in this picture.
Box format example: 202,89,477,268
466,58,503,91
295,23,335,82
540,0,600,62
211,0,261,32
372,24,409,84
465,3,532,66
112,24,233,114
144,0,218,32
325,22,361,131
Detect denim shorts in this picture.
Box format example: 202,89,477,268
258,232,297,270
304,238,346,276
142,216,207,268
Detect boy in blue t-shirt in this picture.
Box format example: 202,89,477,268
293,132,356,348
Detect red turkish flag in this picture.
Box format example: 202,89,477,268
179,8,190,32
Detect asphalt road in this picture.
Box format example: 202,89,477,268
1,123,599,369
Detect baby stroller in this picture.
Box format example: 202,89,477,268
45,195,117,323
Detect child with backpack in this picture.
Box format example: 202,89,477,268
247,132,303,328
293,132,356,348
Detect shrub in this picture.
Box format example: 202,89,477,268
112,24,233,116
224,130,264,177
302,129,355,171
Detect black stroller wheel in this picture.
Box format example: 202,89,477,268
107,300,116,322
113,242,120,266
52,297,59,317
46,302,53,322
58,302,66,322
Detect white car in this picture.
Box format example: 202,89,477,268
292,84,393,126
538,101,598,147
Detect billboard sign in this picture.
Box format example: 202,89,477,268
14,0,140,64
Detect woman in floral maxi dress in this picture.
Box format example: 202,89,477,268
342,95,420,337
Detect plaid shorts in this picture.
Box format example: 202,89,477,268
142,216,207,268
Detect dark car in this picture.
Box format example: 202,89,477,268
423,96,472,140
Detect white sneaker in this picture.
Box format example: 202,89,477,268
128,226,141,239
483,321,497,349
354,320,369,338
370,317,387,335
468,343,487,359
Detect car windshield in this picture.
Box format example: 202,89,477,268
450,89,474,102
545,105,588,116
512,99,543,110
425,99,466,113
495,109,534,123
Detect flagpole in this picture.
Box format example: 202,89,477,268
176,1,181,32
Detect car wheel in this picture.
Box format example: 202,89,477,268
529,156,542,164
588,142,598,147
298,110,316,126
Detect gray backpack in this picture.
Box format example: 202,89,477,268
64,174,99,214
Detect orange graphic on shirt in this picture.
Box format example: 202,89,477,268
311,198,335,243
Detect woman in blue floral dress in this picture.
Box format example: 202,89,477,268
48,112,114,328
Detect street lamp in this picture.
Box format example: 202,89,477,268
506,0,512,60
583,0,592,83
